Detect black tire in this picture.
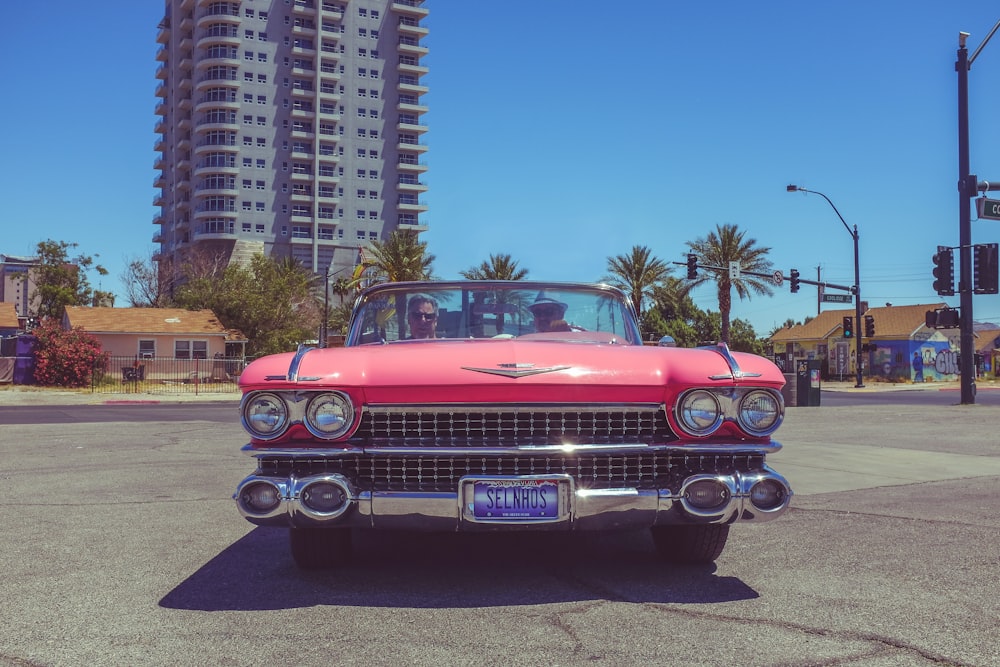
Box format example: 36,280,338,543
289,527,352,570
651,524,730,564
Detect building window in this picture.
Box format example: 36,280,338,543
138,340,155,359
175,340,208,360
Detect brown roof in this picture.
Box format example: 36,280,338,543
770,303,949,342
64,307,231,336
0,302,18,329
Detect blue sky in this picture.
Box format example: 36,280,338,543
3,1,1000,335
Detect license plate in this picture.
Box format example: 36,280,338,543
472,479,559,520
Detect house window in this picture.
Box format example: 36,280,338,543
138,340,155,359
175,340,209,360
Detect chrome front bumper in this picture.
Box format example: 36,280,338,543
234,464,793,531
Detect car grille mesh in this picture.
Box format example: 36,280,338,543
351,405,675,446
257,452,765,493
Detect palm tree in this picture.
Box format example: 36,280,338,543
363,229,435,283
358,229,435,335
603,245,672,317
460,253,529,280
686,223,773,345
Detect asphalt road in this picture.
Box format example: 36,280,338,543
0,398,998,666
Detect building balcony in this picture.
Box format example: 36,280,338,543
398,42,429,57
153,233,164,244
154,138,165,152
153,213,164,225
397,159,429,173
398,220,429,232
155,101,167,117
397,139,428,153
396,179,428,192
178,97,192,110
196,13,238,32
391,1,430,18
155,119,166,134
397,201,429,213
398,81,429,95
397,120,429,134
397,61,429,76
153,194,165,207
193,208,237,222
154,174,165,188
156,47,168,63
196,33,241,51
398,20,429,37
398,101,429,115
156,25,170,45
154,156,164,171
155,83,167,98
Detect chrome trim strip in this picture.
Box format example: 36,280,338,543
362,402,665,414
286,344,312,382
461,365,572,378
242,440,784,457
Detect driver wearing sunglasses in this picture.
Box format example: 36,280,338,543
406,294,439,339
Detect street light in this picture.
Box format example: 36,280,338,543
786,185,865,388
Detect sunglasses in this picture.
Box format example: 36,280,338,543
533,307,561,317
409,312,437,321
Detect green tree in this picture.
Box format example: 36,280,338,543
460,253,529,280
359,230,435,334
686,224,773,345
603,245,672,317
29,239,110,319
362,230,435,283
175,254,319,356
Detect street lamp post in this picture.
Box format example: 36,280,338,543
786,185,865,388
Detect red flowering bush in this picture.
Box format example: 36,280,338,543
31,319,109,388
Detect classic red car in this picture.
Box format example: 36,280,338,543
234,281,792,569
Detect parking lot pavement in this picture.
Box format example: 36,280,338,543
0,395,997,665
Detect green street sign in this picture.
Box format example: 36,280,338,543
976,197,1000,220
822,294,853,304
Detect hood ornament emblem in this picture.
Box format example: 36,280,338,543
462,362,571,379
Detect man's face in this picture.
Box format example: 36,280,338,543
531,304,564,332
408,302,437,338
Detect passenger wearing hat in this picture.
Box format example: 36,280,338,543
528,292,570,332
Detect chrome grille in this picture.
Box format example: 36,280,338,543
257,452,765,493
351,404,675,447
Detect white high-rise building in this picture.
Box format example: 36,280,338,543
153,0,429,278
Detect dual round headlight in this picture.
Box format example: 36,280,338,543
241,391,355,440
675,388,782,438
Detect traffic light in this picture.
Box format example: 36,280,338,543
686,253,698,279
932,246,955,296
974,243,999,294
864,314,875,338
842,316,854,338
789,268,800,293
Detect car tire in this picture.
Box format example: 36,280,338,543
651,524,729,564
289,527,352,569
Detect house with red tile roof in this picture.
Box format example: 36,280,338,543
769,303,978,382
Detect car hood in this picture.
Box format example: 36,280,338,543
240,340,785,404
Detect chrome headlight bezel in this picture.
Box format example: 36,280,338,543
674,387,784,438
304,391,355,440
737,389,783,437
676,389,724,436
241,392,290,441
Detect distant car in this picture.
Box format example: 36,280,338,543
234,281,792,569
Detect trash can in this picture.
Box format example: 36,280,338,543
795,359,822,407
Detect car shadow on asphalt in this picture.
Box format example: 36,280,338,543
159,527,759,611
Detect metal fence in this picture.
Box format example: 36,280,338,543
92,356,250,395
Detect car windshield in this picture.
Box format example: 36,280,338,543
345,282,642,345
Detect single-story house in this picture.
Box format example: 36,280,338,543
768,303,987,382
63,306,247,383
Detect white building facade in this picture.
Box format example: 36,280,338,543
153,0,429,278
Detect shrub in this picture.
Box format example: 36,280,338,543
32,319,109,388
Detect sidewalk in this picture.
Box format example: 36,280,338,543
0,385,238,405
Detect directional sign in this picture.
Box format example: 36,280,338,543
976,197,1000,220
822,294,853,304
772,270,784,287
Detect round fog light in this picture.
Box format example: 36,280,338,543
302,482,347,513
750,480,785,510
241,482,281,513
685,480,729,510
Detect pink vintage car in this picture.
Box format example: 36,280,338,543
234,281,792,569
